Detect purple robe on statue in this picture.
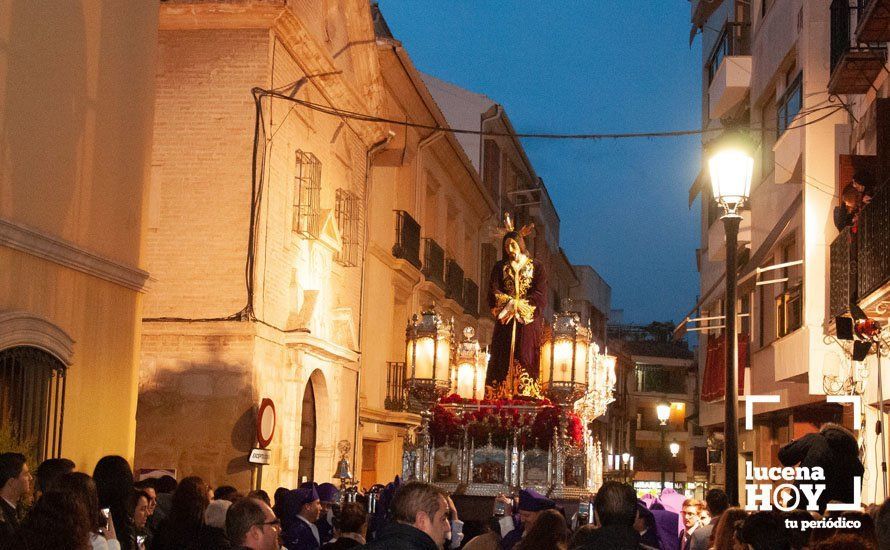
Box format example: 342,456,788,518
486,258,548,386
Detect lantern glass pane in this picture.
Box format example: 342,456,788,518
413,337,435,379
473,364,488,399
574,342,588,386
708,149,753,206
456,362,475,399
553,340,574,382
540,341,552,384
435,339,450,383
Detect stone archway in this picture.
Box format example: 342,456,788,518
297,368,334,483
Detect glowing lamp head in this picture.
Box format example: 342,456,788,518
708,147,753,214
656,402,671,425
670,440,680,458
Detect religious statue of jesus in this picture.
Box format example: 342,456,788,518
486,214,548,396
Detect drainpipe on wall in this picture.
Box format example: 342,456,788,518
354,132,395,472
410,130,445,315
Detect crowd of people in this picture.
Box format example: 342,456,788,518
3,450,890,550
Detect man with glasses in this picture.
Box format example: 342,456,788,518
226,497,281,550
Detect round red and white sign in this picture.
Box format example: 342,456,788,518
256,398,276,449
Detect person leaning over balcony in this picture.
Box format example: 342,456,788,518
834,184,863,232
853,169,878,205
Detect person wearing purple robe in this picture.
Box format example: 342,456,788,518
486,225,548,390
281,484,322,550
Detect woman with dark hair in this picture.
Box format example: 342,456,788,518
711,507,747,550
93,456,135,550
151,476,215,550
7,491,92,550
57,472,121,550
514,508,567,550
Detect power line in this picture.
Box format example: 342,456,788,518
256,87,846,141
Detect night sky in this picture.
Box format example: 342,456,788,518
376,1,704,326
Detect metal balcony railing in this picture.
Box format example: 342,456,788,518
423,239,446,287
385,361,408,412
829,0,887,94
857,188,890,299
855,0,890,43
463,278,479,316
707,22,751,83
445,259,465,302
830,228,853,319
393,211,421,269
829,189,890,318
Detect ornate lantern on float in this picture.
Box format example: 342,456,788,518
452,327,488,400
405,307,453,412
540,311,590,404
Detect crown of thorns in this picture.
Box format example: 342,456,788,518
501,212,534,237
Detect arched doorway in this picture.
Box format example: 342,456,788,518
0,346,67,460
297,380,317,483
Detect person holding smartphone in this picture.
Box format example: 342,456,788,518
494,489,556,550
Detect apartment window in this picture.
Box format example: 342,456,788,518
293,150,322,239
335,188,359,267
0,347,67,461
635,365,686,394
777,73,803,137
776,284,802,338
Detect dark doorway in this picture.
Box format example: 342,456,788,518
297,380,317,483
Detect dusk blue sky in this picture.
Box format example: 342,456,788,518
376,1,704,326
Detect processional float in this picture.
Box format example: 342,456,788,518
398,215,617,498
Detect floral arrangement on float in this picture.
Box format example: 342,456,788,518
429,394,584,449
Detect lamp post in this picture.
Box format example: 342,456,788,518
708,139,754,506
622,452,631,484
656,402,671,491
670,440,680,487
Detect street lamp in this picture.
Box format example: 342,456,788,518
708,137,754,506
670,440,680,487
656,402,671,490
622,452,632,484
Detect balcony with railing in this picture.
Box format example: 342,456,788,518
445,259,465,302
393,211,421,269
855,0,890,43
830,189,890,319
707,22,751,120
423,238,446,289
829,0,887,95
463,278,479,316
384,361,408,412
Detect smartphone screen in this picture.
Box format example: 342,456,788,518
494,500,505,516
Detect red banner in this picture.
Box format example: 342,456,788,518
701,333,749,402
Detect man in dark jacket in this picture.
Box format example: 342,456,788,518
281,484,323,549
778,422,864,512
0,453,31,548
579,481,657,550
225,497,281,550
361,481,451,550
